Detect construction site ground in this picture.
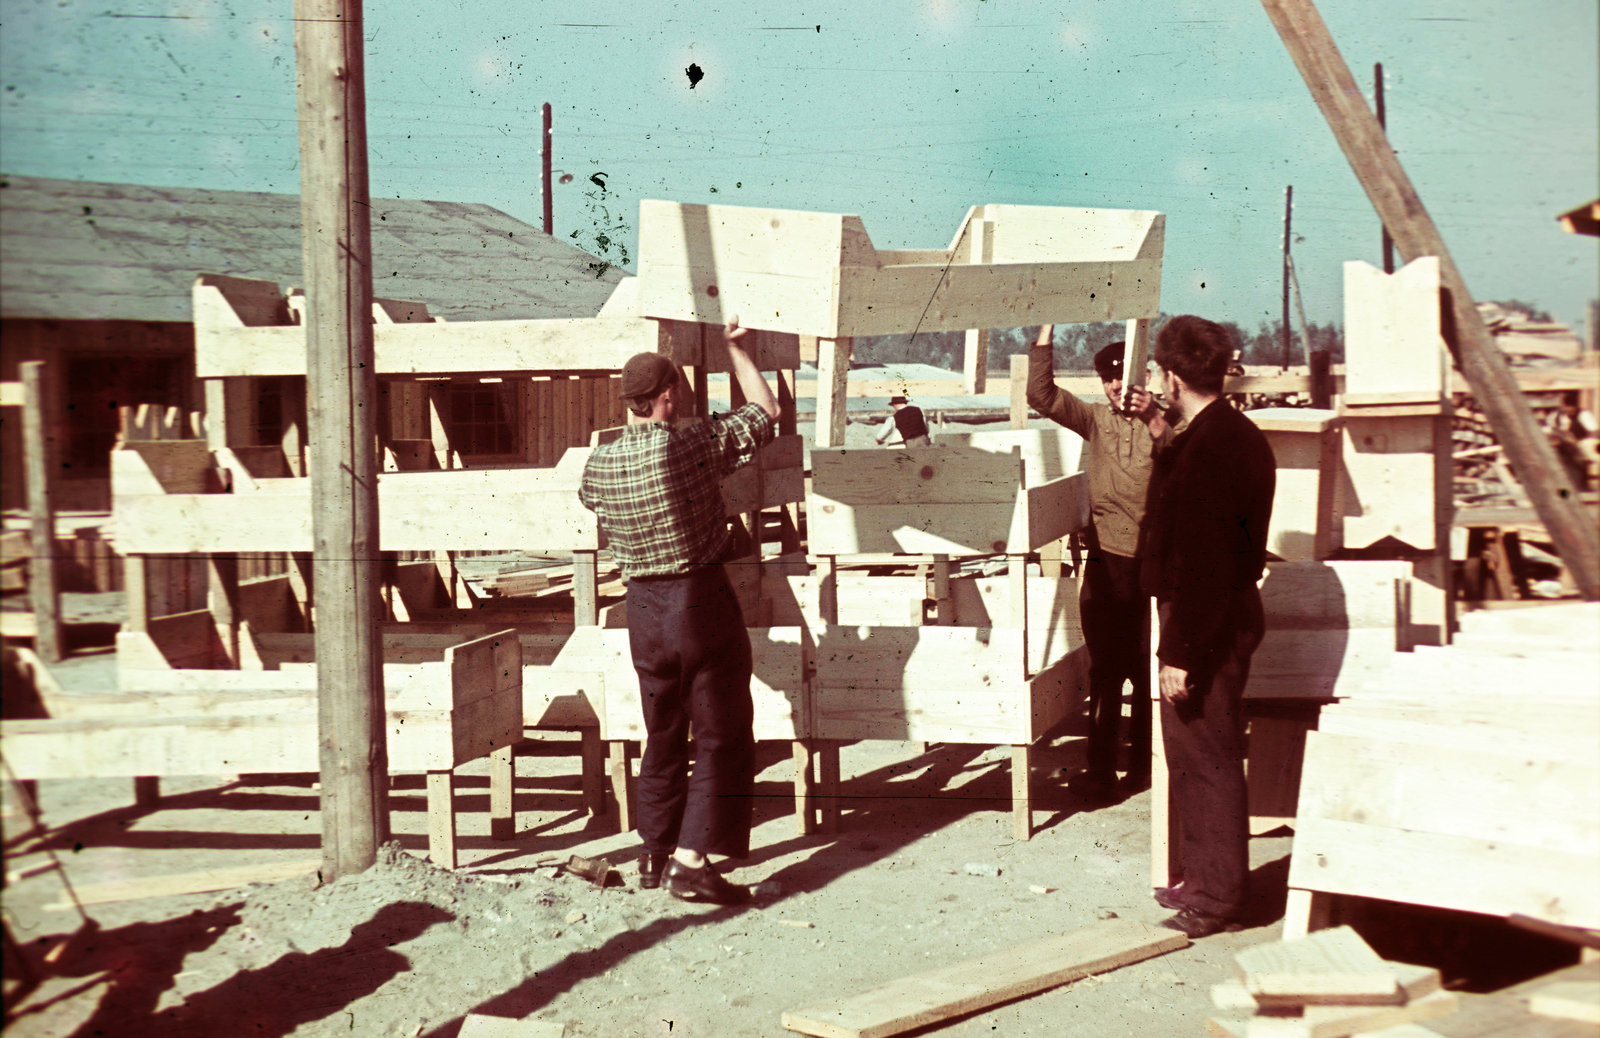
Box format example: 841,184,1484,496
4,645,1298,1038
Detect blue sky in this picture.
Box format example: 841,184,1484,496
3,0,1595,338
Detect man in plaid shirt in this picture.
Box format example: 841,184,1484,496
579,318,779,905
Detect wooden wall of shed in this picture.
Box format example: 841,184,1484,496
2,318,196,512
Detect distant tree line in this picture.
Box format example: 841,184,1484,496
853,315,1346,373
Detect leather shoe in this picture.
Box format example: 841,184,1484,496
1159,907,1243,939
637,852,671,890
664,859,750,905
1152,884,1191,912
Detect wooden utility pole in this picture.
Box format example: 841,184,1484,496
21,362,61,663
1374,63,1394,274
542,102,554,236
1261,0,1600,599
295,0,389,880
1281,186,1293,370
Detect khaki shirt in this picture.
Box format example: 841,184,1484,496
1026,344,1172,557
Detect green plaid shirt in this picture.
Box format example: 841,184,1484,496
579,403,776,579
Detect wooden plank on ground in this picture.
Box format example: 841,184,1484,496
1234,926,1399,1004
781,918,1185,1038
457,1015,565,1038
45,859,320,910
1529,980,1600,1025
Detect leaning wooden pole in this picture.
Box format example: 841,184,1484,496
1261,0,1600,600
294,0,389,879
21,362,62,664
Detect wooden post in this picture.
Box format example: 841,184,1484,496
489,743,515,841
296,0,389,880
1149,598,1178,888
1009,353,1028,430
609,740,636,831
1282,185,1294,370
573,549,599,626
1309,350,1333,409
541,102,554,236
580,728,606,816
1011,744,1031,841
815,337,851,449
1374,62,1394,275
1261,0,1600,599
21,363,61,663
793,739,815,836
818,740,841,833
1121,319,1151,408
962,220,993,395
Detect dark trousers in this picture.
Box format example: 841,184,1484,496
1158,592,1263,918
626,565,756,858
1079,547,1152,780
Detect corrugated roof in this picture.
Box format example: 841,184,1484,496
0,175,624,323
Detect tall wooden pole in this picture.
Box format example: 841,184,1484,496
1281,186,1293,370
542,102,554,236
1261,0,1600,600
295,0,389,880
1374,63,1394,274
21,362,61,663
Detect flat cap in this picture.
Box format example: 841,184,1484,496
621,352,680,399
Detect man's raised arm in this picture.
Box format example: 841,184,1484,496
725,316,780,421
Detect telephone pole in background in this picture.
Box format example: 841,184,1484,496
294,0,389,881
1375,63,1394,273
542,103,554,235
1282,185,1294,370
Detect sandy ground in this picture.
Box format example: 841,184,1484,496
4,690,1297,1038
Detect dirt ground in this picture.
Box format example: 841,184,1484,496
4,648,1298,1038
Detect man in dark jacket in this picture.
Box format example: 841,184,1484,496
875,395,932,447
1138,315,1276,938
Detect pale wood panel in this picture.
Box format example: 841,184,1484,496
1286,815,1599,929
589,627,806,741
634,200,1163,338
1019,473,1091,550
933,427,1086,485
809,447,1023,555
1339,412,1449,551
194,317,661,378
836,258,1161,337
1316,708,1600,765
812,684,1029,743
1296,731,1600,858
1342,257,1447,403
1,714,323,777
812,626,1025,690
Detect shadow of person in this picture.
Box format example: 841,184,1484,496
76,900,454,1038
5,906,239,1030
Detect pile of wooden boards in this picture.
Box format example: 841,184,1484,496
1206,926,1457,1038
1284,600,1600,938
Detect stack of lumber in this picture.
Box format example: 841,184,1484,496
1206,927,1457,1038
1284,601,1600,937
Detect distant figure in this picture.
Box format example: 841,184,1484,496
578,317,780,906
1027,328,1172,800
1139,315,1276,939
875,395,932,447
